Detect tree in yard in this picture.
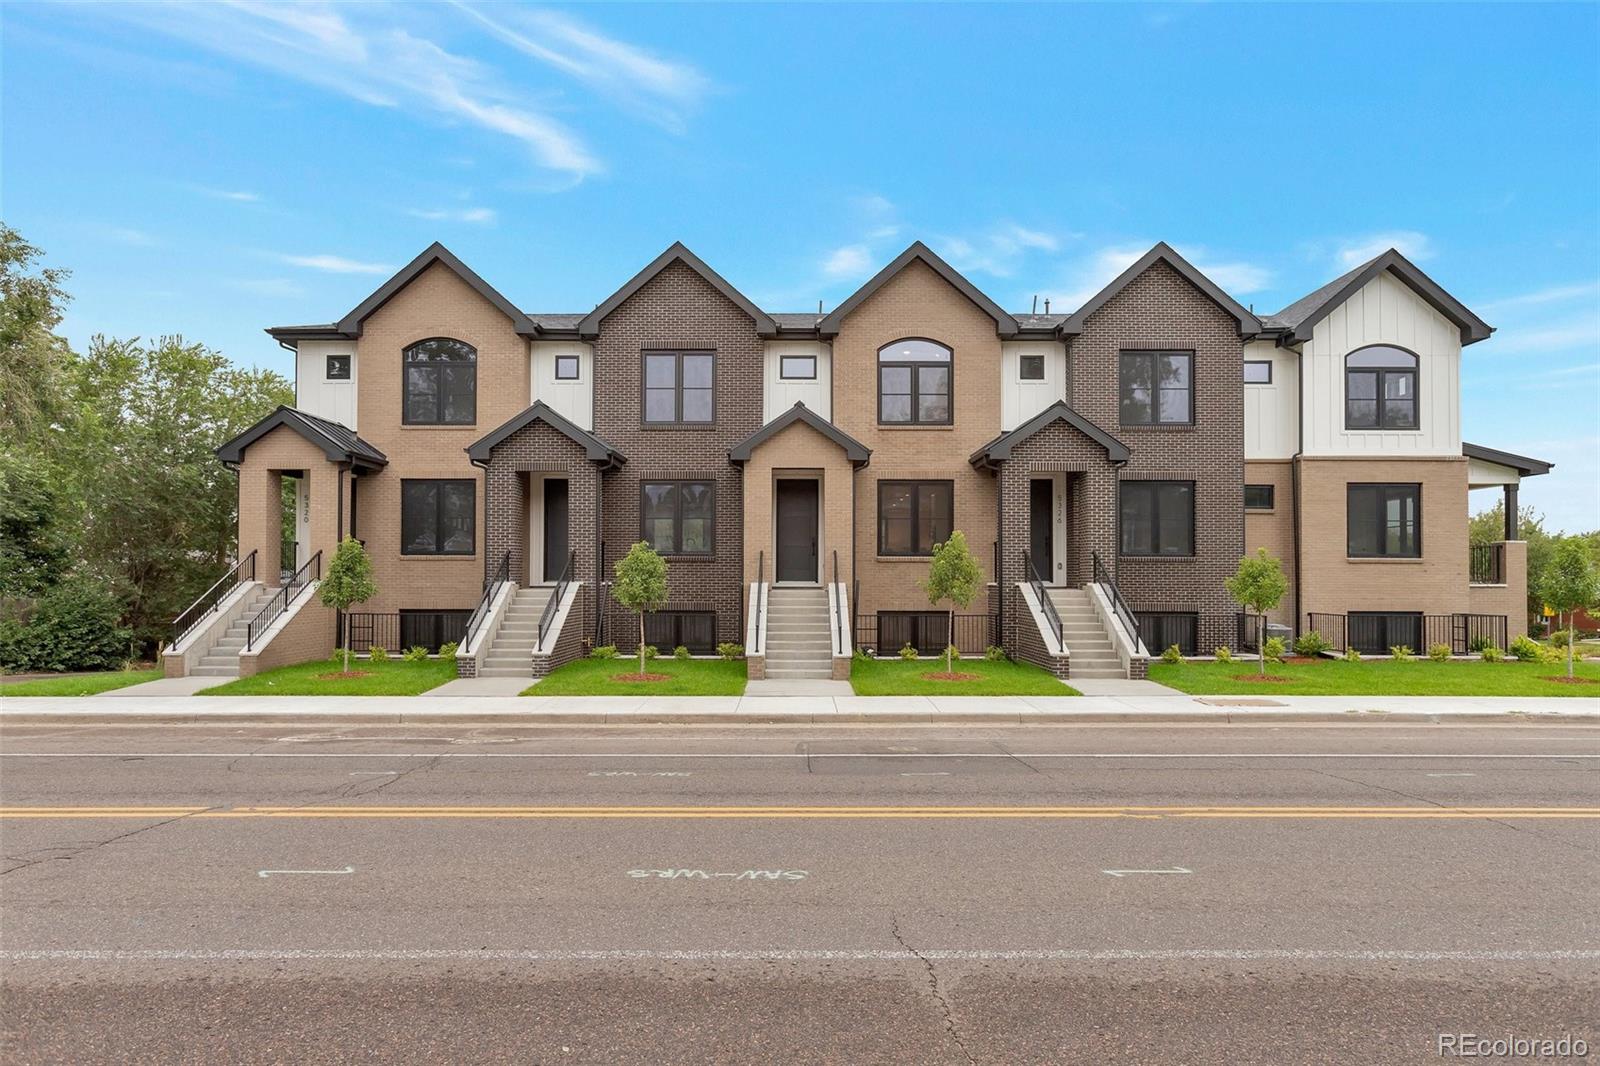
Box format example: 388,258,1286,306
1539,538,1600,679
320,536,378,674
1225,548,1290,676
0,223,74,446
612,541,669,677
921,530,983,675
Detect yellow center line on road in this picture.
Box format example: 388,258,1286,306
3,805,1600,820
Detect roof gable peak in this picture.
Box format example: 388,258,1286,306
1059,243,1261,337
817,242,1020,337
335,243,536,337
577,242,775,336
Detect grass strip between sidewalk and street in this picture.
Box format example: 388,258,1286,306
2,668,163,697
525,657,748,696
1148,657,1600,696
197,658,457,696
849,657,1078,696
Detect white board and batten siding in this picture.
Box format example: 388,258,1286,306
1000,340,1068,431
1300,270,1461,457
294,340,357,429
530,341,595,431
1243,340,1298,460
762,341,831,422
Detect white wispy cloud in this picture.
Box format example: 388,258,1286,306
1478,280,1600,313
408,206,497,225
1039,242,1271,312
939,224,1065,277
280,254,394,275
1481,317,1600,355
195,186,261,203
822,244,874,279
97,1,601,180
1335,230,1433,268
105,226,159,246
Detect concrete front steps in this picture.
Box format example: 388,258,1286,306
763,586,834,680
1044,587,1127,679
189,586,279,677
477,586,554,678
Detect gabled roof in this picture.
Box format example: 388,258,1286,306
466,401,626,469
1269,249,1493,347
728,402,872,466
577,242,775,337
1059,242,1262,337
817,242,1020,337
216,406,389,470
1462,442,1553,477
969,401,1130,470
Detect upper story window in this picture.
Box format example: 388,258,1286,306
780,354,816,380
1019,354,1045,381
326,354,351,380
1345,346,1417,430
1347,483,1420,558
643,350,714,425
1119,350,1192,426
1243,361,1271,384
403,338,476,426
555,355,579,381
879,339,952,425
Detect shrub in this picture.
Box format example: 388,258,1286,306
1480,645,1505,663
438,641,459,662
590,644,618,659
853,645,873,662
673,645,691,660
984,645,1007,662
716,642,744,661
1509,634,1545,662
1467,633,1495,654
1159,644,1183,664
0,577,131,672
1263,636,1287,664
1294,631,1332,657
1547,629,1573,647
642,644,659,660
402,645,430,662
1343,646,1363,663
1427,643,1451,663
1214,646,1233,663
368,645,388,663
899,643,919,661
1389,645,1413,662
944,645,961,663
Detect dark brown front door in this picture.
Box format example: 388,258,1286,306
543,478,569,581
775,479,819,583
1029,478,1053,582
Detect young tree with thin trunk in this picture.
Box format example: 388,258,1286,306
612,541,669,677
320,536,377,674
921,531,982,675
1226,548,1290,676
1540,538,1599,679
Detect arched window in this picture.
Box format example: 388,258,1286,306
403,338,477,426
1345,345,1417,430
878,338,951,425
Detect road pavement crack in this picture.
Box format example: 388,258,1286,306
1,805,223,877
891,914,976,1065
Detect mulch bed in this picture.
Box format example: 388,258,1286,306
610,673,673,683
1229,674,1295,684
316,671,371,680
1541,675,1598,685
921,672,983,682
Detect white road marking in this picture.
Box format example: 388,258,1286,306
587,771,692,778
1102,867,1193,877
899,772,951,777
257,867,355,878
349,771,398,777
1426,772,1478,777
4,752,1596,760
4,948,1597,963
627,869,806,880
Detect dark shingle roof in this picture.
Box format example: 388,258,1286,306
1270,248,1493,346
216,406,388,470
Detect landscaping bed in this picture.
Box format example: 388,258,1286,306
849,657,1077,696
2,668,162,697
525,658,748,696
197,658,456,696
1149,657,1600,696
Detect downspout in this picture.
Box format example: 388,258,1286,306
1291,344,1304,639
594,468,605,646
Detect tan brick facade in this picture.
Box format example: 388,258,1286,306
1244,459,1297,627
740,420,855,588
235,425,346,584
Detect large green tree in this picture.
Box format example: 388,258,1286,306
0,224,73,445
1470,501,1600,629
1540,539,1600,679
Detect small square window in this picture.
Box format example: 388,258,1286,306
1244,361,1272,384
1019,354,1045,381
1244,484,1274,510
555,355,579,381
780,355,816,380
326,355,351,380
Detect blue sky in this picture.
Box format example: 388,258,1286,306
5,2,1597,530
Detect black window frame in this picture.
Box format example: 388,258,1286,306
398,609,471,652
1243,360,1272,384
779,354,817,380
326,354,351,380
642,611,717,655
1346,483,1422,559
642,350,715,426
554,354,580,381
1018,353,1046,381
877,480,954,557
1137,612,1198,656
1348,611,1423,654
402,337,477,426
877,338,953,426
639,480,716,557
877,611,952,657
1119,350,1194,427
400,478,476,557
1119,480,1195,557
1344,345,1418,430
1244,484,1275,510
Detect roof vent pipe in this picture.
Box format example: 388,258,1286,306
1031,294,1038,314
1044,298,1051,314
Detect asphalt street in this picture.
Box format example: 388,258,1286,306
2,721,1597,1064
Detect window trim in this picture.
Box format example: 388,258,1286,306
641,350,716,426
401,337,478,427
1244,484,1275,511
1018,353,1046,381
642,610,718,654
639,479,716,557
877,337,953,426
1136,612,1199,656
1118,480,1196,558
1346,482,1422,559
876,479,955,557
326,354,351,381
1119,350,1195,427
1344,345,1419,431
779,354,817,380
1243,360,1272,384
399,478,477,557
554,354,580,381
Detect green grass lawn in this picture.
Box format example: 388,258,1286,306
198,658,457,695
2,668,162,697
525,657,748,696
1149,657,1600,696
849,656,1078,696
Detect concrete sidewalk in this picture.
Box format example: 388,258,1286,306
3,692,1597,725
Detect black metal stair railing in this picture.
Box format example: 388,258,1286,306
245,550,321,652
170,550,257,648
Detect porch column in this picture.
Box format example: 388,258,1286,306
1504,484,1519,540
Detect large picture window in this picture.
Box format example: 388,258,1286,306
1347,483,1421,558
401,479,475,556
643,351,714,425
1120,481,1194,556
403,338,476,425
1345,346,1417,429
878,339,952,425
877,480,953,556
1119,350,1192,425
641,481,714,555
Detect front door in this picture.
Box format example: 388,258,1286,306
542,478,569,581
775,479,819,583
1029,478,1054,582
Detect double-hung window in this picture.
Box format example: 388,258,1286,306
1119,350,1193,425
1119,481,1194,556
878,339,952,425
403,338,476,425
1345,346,1418,429
401,479,475,556
1347,483,1421,558
643,351,714,425
877,480,953,556
641,481,714,555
